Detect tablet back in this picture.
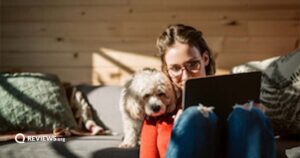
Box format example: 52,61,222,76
183,71,261,119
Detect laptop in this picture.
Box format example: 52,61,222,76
182,71,262,120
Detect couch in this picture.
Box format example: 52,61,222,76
0,73,139,158
0,83,299,158
1,49,300,158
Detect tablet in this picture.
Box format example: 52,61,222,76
182,71,261,119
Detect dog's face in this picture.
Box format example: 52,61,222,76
126,68,176,118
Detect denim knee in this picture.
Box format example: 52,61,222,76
227,106,275,158
166,106,218,158
172,106,218,135
228,106,273,134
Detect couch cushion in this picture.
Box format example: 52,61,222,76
77,85,124,135
231,49,300,136
0,135,139,158
0,73,78,133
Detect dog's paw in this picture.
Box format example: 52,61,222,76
91,126,104,135
118,142,137,148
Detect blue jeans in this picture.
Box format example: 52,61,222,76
166,106,276,158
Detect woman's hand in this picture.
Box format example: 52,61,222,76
253,102,266,113
173,104,215,122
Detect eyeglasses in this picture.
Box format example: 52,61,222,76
168,60,202,78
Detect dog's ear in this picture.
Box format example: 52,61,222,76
121,87,144,120
121,74,133,87
126,95,144,120
120,76,145,120
166,80,179,114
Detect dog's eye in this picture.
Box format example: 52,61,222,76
143,94,150,99
158,93,166,97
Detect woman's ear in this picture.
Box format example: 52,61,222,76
202,51,210,66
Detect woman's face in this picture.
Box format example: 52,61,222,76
164,42,209,90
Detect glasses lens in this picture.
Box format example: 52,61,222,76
169,66,182,77
186,60,201,72
168,60,201,78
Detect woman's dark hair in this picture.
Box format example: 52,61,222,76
156,24,216,75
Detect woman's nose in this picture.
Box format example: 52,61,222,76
181,69,190,81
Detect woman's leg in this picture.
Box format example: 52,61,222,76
227,106,276,158
166,106,218,158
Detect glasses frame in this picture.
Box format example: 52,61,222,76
167,60,202,78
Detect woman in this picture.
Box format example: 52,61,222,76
156,24,276,158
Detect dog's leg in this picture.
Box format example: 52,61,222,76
119,88,143,148
119,113,142,148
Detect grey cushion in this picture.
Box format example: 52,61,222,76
77,85,124,135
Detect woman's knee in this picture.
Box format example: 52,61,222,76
167,106,219,158
174,106,218,131
230,105,267,123
227,105,275,158
228,105,273,135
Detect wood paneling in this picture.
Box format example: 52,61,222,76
1,52,93,67
2,37,296,55
1,0,299,85
1,67,93,84
2,0,128,6
3,0,299,7
2,7,299,22
1,37,157,54
2,21,299,37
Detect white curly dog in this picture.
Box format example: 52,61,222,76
119,68,177,148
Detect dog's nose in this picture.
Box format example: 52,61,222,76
151,105,161,112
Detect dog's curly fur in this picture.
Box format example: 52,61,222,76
119,68,177,148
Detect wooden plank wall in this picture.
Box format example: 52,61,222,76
1,0,299,85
